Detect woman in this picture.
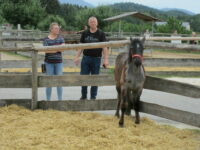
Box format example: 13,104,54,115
43,22,65,100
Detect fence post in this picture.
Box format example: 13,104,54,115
0,38,2,72
31,49,38,110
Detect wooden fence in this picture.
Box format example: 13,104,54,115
0,39,200,127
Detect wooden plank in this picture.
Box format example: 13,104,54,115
0,74,31,88
0,73,200,99
37,99,200,128
34,40,130,52
31,51,38,110
146,71,200,77
1,39,200,52
38,99,117,111
0,40,2,72
140,101,200,128
144,76,200,98
38,74,115,87
0,99,31,109
35,40,200,52
39,75,200,98
1,37,42,41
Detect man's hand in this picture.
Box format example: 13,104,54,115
74,57,80,66
103,58,109,68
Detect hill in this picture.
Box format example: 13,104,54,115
110,2,191,18
59,0,93,7
161,8,195,16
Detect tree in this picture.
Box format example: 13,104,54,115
37,15,66,31
156,17,191,34
190,14,200,32
76,6,114,30
0,0,46,28
40,0,61,15
0,9,7,24
59,4,85,30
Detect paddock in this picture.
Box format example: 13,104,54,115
0,38,200,127
0,37,200,149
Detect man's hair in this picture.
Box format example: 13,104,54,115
88,16,98,22
49,22,60,31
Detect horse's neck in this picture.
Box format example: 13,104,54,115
127,63,142,74
126,63,145,80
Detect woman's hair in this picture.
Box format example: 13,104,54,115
49,22,60,31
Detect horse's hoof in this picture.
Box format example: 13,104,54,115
119,121,124,127
119,123,124,128
135,120,140,124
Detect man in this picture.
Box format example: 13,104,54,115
74,16,109,100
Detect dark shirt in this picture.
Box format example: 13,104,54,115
80,29,106,57
189,40,197,45
43,36,65,63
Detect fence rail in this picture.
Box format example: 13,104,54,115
1,74,200,98
1,40,200,52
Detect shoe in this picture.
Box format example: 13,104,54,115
90,97,96,100
80,96,87,100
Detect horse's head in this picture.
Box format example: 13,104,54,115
128,37,145,67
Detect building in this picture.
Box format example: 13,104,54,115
155,21,190,30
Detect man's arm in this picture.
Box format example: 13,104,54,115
102,47,109,68
74,49,83,65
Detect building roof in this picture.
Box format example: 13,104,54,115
103,12,160,22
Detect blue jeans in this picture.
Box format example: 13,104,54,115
81,56,101,99
45,62,63,100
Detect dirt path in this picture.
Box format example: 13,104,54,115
151,51,200,58
1,52,29,60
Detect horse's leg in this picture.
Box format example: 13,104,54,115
115,86,121,118
119,87,128,127
134,95,140,124
125,89,131,116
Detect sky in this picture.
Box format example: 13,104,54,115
85,0,200,14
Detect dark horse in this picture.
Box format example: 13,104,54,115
114,38,146,127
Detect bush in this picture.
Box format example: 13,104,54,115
37,15,66,31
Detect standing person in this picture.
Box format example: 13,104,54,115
74,16,109,100
43,22,65,100
189,32,197,44
144,29,150,38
